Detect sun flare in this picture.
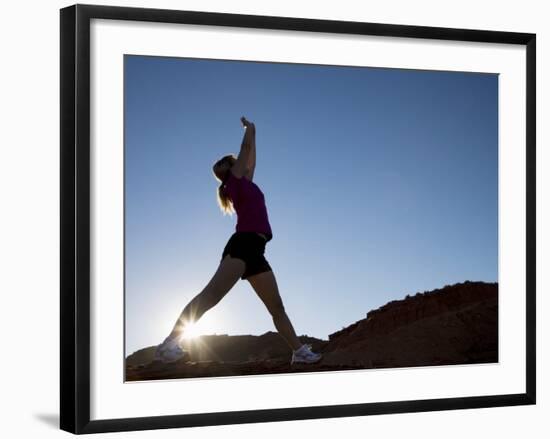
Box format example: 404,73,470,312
180,321,203,340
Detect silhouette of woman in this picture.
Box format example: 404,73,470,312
154,116,322,365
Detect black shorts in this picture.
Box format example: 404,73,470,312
221,232,273,280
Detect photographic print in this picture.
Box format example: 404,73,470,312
123,55,499,382
61,4,535,433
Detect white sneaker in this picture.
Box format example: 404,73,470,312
153,335,188,363
291,344,322,365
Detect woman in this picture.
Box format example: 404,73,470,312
154,116,322,365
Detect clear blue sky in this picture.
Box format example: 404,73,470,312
124,55,498,355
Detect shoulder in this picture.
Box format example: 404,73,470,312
229,167,242,180
226,167,251,185
228,166,253,182
224,168,245,193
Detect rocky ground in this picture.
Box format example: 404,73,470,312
125,280,497,381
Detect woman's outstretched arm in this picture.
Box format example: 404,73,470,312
244,121,256,181
232,116,256,179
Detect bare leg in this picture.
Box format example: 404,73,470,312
167,255,246,339
246,270,302,351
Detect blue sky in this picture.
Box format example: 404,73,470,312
124,55,498,356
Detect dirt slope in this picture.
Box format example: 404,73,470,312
126,280,497,381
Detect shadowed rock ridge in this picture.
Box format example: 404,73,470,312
125,280,497,381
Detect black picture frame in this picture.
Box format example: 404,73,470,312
60,3,536,434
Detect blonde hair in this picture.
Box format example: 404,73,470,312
217,183,235,215
213,154,236,215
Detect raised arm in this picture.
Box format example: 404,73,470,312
231,116,256,180
244,121,256,181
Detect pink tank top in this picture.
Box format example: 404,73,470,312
223,171,273,237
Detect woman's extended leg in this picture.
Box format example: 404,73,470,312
167,255,246,339
246,270,302,351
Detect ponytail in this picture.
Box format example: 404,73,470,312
213,154,237,215
217,181,234,215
